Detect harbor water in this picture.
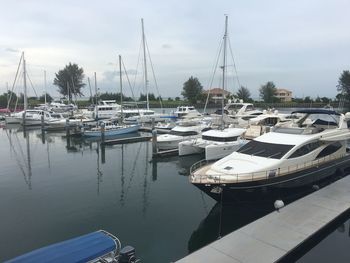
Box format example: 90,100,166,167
0,124,350,262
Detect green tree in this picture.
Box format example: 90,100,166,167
259,81,277,103
175,97,180,101
304,96,313,103
53,63,85,100
39,93,53,103
181,76,203,104
337,70,350,100
236,86,251,102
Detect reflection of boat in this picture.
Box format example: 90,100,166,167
7,230,139,263
191,109,350,202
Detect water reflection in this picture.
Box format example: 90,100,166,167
5,128,32,189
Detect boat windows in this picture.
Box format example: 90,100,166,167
316,142,342,159
169,130,198,136
288,141,323,158
237,140,294,159
202,135,239,142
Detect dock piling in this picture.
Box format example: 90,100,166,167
65,119,70,137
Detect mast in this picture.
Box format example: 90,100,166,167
94,72,98,105
141,18,149,110
221,15,228,130
44,70,47,105
119,55,123,121
23,53,28,111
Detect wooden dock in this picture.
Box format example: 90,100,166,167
102,136,152,145
176,175,350,263
138,126,171,134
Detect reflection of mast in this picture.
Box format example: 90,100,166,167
6,130,32,189
120,144,125,206
142,142,150,216
25,131,32,190
96,142,103,195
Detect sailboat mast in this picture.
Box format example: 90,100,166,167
44,70,47,105
221,15,228,130
119,55,123,120
141,18,149,110
23,53,28,111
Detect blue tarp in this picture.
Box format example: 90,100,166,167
6,231,117,263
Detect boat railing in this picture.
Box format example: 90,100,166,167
191,153,346,184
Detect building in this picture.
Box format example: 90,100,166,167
203,88,231,103
275,88,293,102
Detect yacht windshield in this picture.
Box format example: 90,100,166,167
237,140,294,159
170,130,198,136
202,135,238,142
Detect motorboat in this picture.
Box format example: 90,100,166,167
174,106,202,119
190,109,350,202
179,127,247,160
243,109,299,139
82,120,140,137
156,120,211,150
6,230,139,263
45,114,95,131
93,100,122,119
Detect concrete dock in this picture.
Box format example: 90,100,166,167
176,175,350,263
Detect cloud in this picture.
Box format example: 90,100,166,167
5,48,19,53
162,44,172,49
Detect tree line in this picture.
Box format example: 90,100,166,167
2,62,349,108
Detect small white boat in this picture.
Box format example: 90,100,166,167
179,127,247,160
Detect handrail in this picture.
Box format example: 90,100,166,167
190,153,346,184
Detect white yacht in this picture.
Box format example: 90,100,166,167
179,127,247,160
174,106,202,119
156,121,211,150
222,101,262,121
190,109,350,202
93,100,122,119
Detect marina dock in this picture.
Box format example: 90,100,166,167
176,175,350,263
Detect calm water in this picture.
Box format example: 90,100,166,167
0,123,350,262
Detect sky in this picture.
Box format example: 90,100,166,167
0,0,349,100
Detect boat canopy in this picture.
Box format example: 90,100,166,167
7,231,118,263
291,109,340,115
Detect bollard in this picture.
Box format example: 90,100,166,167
152,129,158,156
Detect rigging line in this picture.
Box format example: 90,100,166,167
204,38,224,113
132,39,143,96
228,37,241,90
7,53,23,110
145,38,163,109
26,72,38,97
121,58,140,112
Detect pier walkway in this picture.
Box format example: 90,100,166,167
176,175,350,263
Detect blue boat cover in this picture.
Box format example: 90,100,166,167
291,109,340,115
6,231,117,263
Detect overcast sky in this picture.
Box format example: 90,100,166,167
0,0,349,100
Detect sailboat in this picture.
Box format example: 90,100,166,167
123,18,175,124
178,16,248,160
83,55,140,137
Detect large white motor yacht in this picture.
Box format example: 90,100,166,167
190,109,350,202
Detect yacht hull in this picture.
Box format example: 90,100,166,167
192,155,350,202
83,124,140,137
